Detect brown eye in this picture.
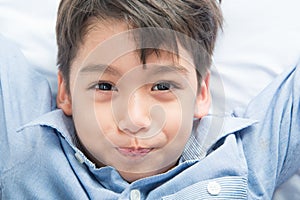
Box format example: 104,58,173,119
152,82,171,91
95,82,117,91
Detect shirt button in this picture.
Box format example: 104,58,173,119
207,181,221,196
130,189,141,200
74,152,84,164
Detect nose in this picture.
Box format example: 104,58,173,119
117,92,151,135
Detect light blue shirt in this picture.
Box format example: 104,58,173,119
1,35,300,199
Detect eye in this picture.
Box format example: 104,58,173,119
152,82,170,91
94,82,117,91
152,82,174,91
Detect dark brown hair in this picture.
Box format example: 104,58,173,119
56,0,223,92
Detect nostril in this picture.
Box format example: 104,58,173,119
118,117,151,134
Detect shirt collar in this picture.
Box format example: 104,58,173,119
181,115,257,161
19,109,74,140
19,109,257,166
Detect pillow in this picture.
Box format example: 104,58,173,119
0,0,59,93
212,0,300,114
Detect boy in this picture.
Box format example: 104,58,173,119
0,0,299,199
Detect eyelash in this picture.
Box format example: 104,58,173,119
90,81,118,91
151,81,181,91
89,81,181,92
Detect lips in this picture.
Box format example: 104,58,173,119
117,147,153,157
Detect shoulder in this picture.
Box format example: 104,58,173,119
0,124,79,199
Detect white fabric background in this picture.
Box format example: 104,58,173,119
0,0,59,92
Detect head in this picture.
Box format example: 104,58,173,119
56,0,223,182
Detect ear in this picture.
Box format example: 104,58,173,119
56,71,72,116
194,71,211,118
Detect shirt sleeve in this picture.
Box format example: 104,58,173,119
239,60,300,197
0,35,53,173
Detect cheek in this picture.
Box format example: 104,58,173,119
72,101,121,163
72,103,100,140
162,99,195,142
71,93,116,146
94,102,115,132
93,103,128,147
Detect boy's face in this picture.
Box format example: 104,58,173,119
57,20,211,182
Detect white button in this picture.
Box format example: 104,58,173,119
207,181,221,195
130,189,141,200
74,152,84,164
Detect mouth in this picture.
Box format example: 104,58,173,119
116,147,154,157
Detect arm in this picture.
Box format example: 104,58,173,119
0,35,53,172
239,61,300,198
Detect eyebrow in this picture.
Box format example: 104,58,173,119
150,64,189,76
79,63,190,77
79,64,121,76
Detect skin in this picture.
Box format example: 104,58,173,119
57,20,211,182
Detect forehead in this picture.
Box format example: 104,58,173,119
72,20,195,75
77,18,191,57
